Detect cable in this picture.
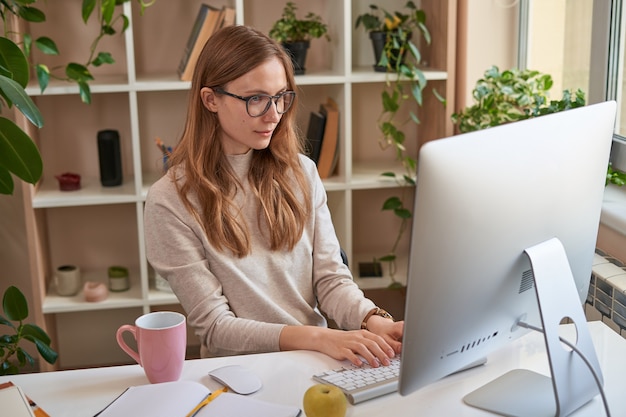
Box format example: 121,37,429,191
517,321,611,417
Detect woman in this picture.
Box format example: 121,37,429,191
144,25,403,368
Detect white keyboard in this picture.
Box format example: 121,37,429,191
312,355,488,404
312,357,401,404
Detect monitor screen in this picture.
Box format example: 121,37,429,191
399,101,617,414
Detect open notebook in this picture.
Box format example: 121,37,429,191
94,380,301,417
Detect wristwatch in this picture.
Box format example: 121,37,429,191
361,307,394,330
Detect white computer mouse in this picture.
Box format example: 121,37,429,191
208,364,263,395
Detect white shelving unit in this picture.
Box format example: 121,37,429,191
21,0,457,369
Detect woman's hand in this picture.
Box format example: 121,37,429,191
366,315,404,355
279,323,403,367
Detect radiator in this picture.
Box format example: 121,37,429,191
586,249,626,338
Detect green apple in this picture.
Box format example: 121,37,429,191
303,383,347,417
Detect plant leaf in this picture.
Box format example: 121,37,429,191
102,0,116,25
0,314,15,329
17,6,46,23
82,0,97,23
382,196,402,211
36,64,50,92
65,63,94,83
2,286,28,322
1,360,19,376
22,323,51,345
16,347,35,367
0,75,44,127
33,338,58,364
78,81,92,104
0,166,15,195
394,207,412,219
0,37,30,88
388,281,405,290
92,51,115,67
0,117,43,184
34,36,59,55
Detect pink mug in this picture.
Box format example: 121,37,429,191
116,311,186,384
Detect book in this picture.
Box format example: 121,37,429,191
317,98,340,178
177,4,212,79
178,4,224,81
0,381,50,417
94,380,301,417
220,6,236,29
304,110,326,164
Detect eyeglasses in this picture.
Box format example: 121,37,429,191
214,88,296,117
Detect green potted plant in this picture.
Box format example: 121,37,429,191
355,2,435,288
0,0,154,196
269,2,330,75
1,286,57,375
451,65,585,131
451,65,626,186
355,1,429,73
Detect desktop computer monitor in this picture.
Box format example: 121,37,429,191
398,101,617,416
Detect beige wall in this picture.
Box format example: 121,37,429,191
0,186,30,293
455,0,519,113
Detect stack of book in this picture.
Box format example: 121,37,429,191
177,4,236,81
304,97,340,179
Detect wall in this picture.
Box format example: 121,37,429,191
455,0,519,113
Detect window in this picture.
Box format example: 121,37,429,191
522,0,594,99
521,0,626,171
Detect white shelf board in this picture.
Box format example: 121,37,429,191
26,74,131,96
43,285,144,313
350,66,448,84
43,268,144,313
294,70,347,85
133,73,191,91
350,162,413,190
33,177,138,208
352,252,409,289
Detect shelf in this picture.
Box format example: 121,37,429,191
33,177,138,208
352,252,409,289
21,0,457,369
25,74,132,96
25,69,448,98
350,66,448,83
43,289,145,313
351,162,413,190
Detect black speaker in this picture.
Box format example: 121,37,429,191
97,129,123,187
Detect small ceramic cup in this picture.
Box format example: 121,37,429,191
54,265,81,296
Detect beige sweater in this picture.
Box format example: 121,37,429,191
144,152,375,358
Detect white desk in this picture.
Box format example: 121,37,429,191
2,321,626,417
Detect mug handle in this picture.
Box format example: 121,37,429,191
116,324,141,365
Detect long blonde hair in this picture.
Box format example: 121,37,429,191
168,25,311,257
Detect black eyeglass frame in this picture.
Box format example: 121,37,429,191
213,88,296,117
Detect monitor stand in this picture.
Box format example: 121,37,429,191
463,237,603,417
